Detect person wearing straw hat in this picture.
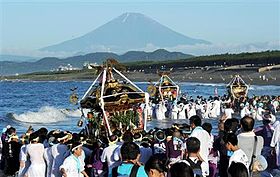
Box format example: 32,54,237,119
60,142,89,177
25,132,46,177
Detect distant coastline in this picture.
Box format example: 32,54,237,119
2,67,280,86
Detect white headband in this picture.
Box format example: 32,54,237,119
57,134,68,142
72,144,83,152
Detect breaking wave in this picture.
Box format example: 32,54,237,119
10,106,68,123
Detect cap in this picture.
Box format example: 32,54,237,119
253,155,267,172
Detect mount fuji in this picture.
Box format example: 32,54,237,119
41,12,211,53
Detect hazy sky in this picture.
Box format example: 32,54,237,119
0,0,279,56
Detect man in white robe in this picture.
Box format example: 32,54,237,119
213,98,221,117
155,101,166,120
178,103,186,119
171,103,179,119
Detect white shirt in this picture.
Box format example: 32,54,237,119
184,157,209,177
190,126,211,163
240,107,250,118
26,143,46,177
224,108,234,119
101,143,120,168
228,149,249,169
60,154,84,177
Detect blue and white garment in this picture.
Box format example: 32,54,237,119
60,154,84,177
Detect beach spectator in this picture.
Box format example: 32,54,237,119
228,162,249,177
185,137,208,177
112,142,147,177
237,116,264,173
170,162,194,177
189,115,211,176
224,133,249,169
25,132,46,177
254,114,276,169
166,130,184,164
60,142,89,177
213,118,239,177
144,155,167,177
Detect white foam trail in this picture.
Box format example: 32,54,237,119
12,106,67,123
60,108,86,117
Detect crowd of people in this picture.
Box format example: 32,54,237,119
148,95,280,121
0,94,280,177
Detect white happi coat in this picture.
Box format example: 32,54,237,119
25,143,46,177
156,102,166,120
171,104,179,119
51,144,69,177
213,99,221,117
44,146,54,177
60,154,84,177
188,104,196,118
178,104,187,119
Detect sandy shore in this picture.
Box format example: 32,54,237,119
2,68,280,86
123,68,280,86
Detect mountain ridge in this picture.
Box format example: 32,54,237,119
0,49,193,75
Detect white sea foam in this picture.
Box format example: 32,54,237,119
179,82,226,87
12,106,67,123
249,85,280,91
60,108,86,117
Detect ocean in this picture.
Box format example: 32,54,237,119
1,81,280,135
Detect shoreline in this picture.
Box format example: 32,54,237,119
1,68,280,86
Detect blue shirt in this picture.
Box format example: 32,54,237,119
117,163,148,177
